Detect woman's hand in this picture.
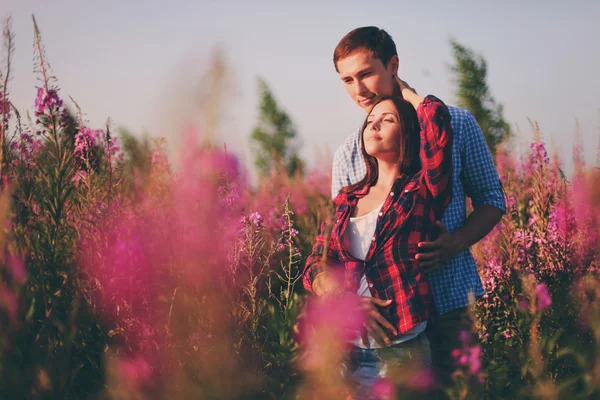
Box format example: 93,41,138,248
395,76,424,109
359,296,397,348
312,271,342,297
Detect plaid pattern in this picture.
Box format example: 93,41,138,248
304,96,453,334
331,103,506,315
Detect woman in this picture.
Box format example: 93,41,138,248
303,90,453,398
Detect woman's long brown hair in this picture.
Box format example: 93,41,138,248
340,96,422,195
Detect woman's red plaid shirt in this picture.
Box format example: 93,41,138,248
303,95,453,335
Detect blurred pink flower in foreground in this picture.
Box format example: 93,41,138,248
535,283,552,312
298,294,364,370
118,356,153,391
6,253,26,284
452,330,484,382
372,377,396,399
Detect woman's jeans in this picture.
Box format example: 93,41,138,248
344,332,431,400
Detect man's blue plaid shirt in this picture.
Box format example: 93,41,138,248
331,105,506,315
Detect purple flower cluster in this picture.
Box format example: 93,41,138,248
34,87,63,117
238,211,265,231
451,331,484,382
74,127,99,161
529,141,549,171
535,283,552,311
11,132,42,165
221,183,242,207
248,211,264,227
517,282,553,313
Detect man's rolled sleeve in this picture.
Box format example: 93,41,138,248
460,111,506,213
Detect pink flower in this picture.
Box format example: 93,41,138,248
451,348,461,359
298,294,364,344
7,253,26,284
71,170,88,187
518,297,530,311
535,283,552,311
249,211,264,227
297,293,365,371
74,127,99,161
468,345,482,375
372,377,396,399
118,356,152,390
34,87,63,117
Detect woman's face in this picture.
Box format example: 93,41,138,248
363,99,401,160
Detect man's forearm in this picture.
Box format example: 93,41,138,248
453,204,503,254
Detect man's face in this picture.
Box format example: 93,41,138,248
337,50,398,112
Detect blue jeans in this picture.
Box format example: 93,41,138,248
344,332,431,400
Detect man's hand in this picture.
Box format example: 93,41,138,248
359,296,397,348
416,221,460,273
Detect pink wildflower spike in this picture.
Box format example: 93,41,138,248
74,127,100,161
468,345,482,375
248,211,264,227
518,297,530,311
298,294,364,344
7,253,26,284
451,348,461,359
535,283,552,311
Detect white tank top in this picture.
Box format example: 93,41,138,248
344,202,426,349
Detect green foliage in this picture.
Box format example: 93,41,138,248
449,39,511,156
250,78,304,177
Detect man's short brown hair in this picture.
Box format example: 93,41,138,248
333,27,398,73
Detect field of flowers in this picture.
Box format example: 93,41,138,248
0,17,599,400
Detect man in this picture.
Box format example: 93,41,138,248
326,26,506,391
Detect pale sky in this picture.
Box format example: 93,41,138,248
3,0,599,176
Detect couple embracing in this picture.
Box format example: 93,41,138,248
303,27,506,399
